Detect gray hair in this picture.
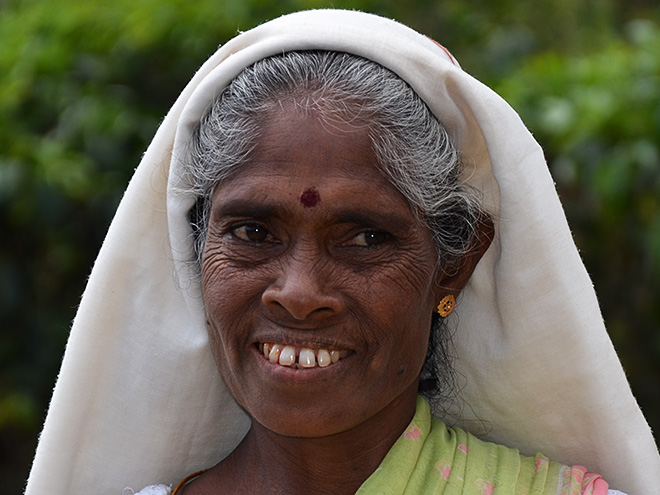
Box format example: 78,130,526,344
183,50,487,402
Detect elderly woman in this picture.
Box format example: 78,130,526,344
26,9,659,495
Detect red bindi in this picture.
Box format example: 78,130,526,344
299,187,320,208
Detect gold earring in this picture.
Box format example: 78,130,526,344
437,295,455,317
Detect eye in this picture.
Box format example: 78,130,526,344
348,231,391,247
231,224,274,243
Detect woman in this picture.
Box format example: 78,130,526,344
26,9,659,495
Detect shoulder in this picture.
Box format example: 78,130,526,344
428,416,628,495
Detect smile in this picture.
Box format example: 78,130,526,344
259,343,350,369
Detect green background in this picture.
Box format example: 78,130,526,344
2,0,659,492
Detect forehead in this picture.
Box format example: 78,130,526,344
209,105,415,219
254,104,379,177
219,104,385,186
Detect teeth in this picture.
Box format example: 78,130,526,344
317,349,331,367
268,344,282,363
261,343,347,369
299,348,316,368
279,346,296,366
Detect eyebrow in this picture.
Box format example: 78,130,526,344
212,200,280,219
212,199,414,232
332,211,413,233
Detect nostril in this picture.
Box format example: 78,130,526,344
261,256,344,320
262,286,343,321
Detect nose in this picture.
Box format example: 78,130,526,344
261,248,344,321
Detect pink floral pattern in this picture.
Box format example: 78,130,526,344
475,479,495,494
404,424,421,440
558,466,609,495
534,456,549,474
434,459,451,480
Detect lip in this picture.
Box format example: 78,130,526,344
252,320,353,355
250,344,353,384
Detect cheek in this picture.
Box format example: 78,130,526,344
362,269,435,374
368,253,438,326
387,308,433,377
201,249,264,364
202,240,269,316
202,268,259,405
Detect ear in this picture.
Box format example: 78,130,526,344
434,215,494,300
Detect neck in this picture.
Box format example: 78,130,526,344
207,388,418,495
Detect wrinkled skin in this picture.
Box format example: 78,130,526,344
193,106,489,495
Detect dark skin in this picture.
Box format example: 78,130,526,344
187,105,493,495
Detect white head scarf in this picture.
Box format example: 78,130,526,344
26,9,659,495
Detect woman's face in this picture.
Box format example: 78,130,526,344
201,106,445,438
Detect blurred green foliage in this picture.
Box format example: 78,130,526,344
1,0,658,492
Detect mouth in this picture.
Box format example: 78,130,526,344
258,342,350,369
